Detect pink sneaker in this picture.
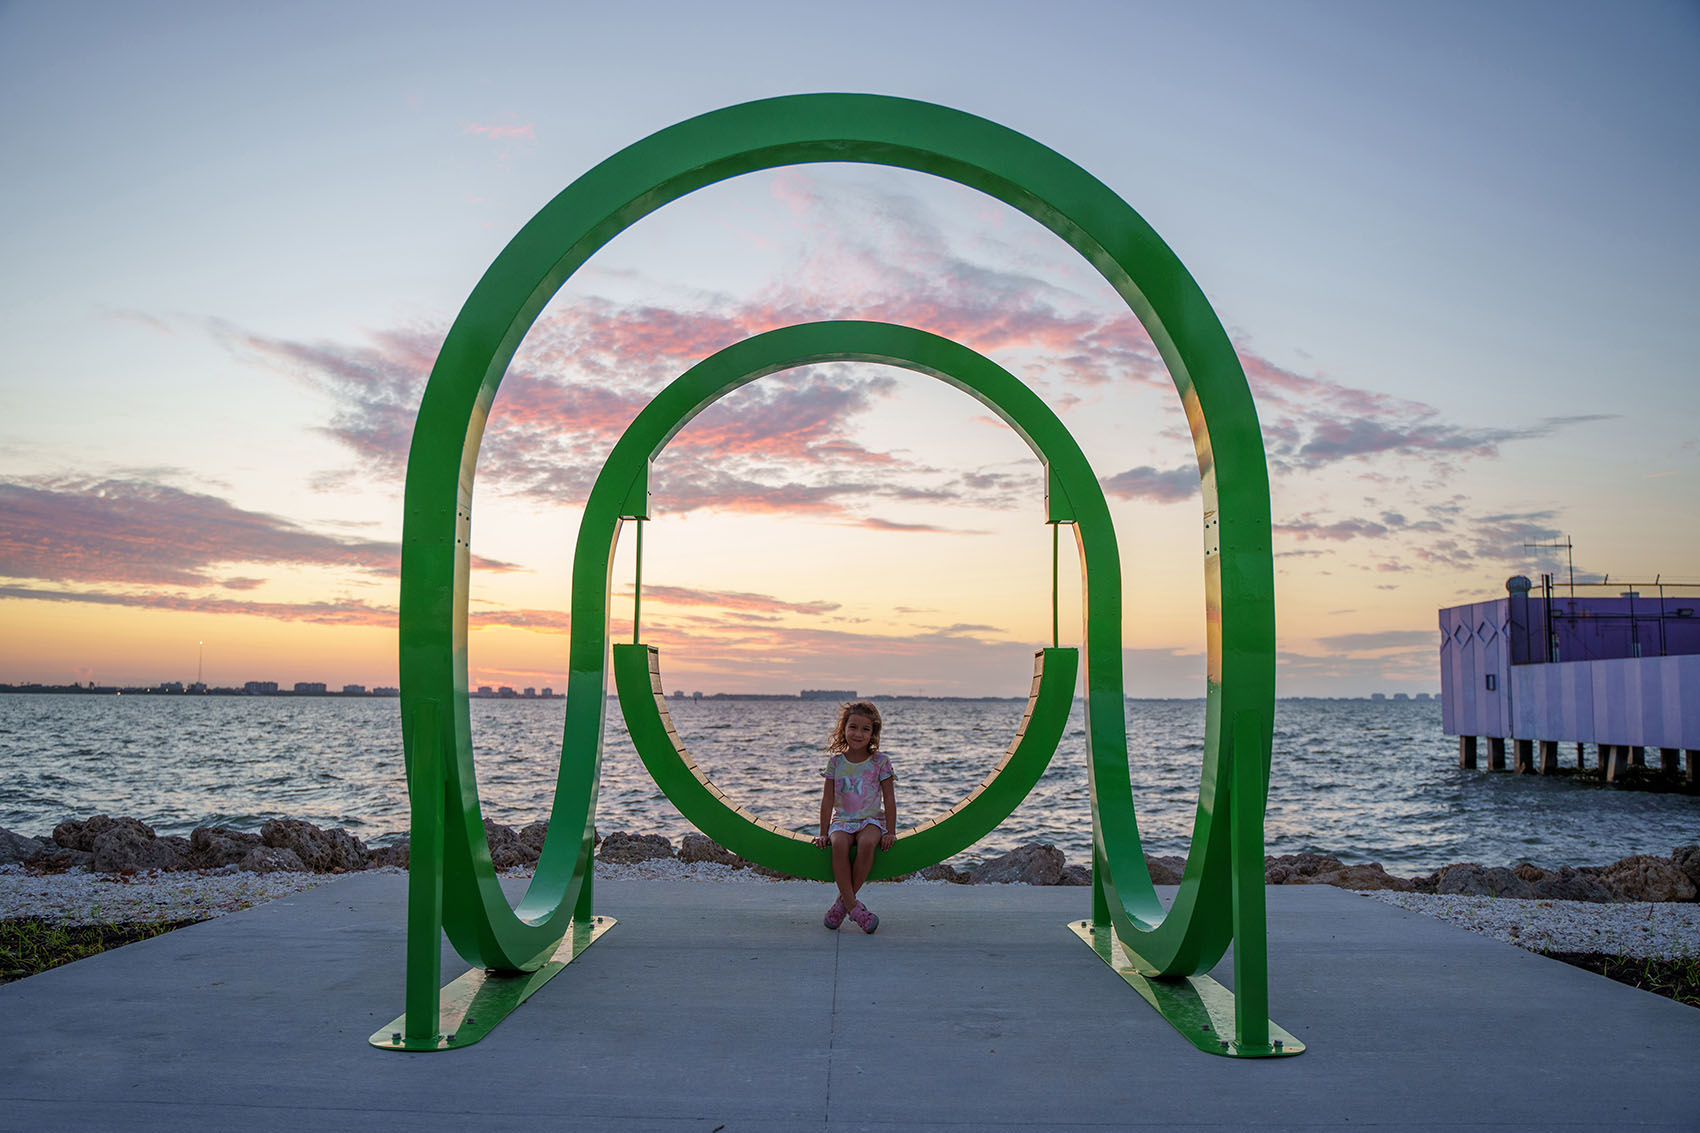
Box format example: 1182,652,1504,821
848,901,879,934
824,897,847,929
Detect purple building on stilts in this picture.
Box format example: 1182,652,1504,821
1439,575,1700,782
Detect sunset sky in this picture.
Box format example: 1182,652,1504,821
2,1,1696,697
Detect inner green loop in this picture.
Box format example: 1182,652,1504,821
596,321,1088,879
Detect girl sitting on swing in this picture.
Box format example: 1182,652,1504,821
812,699,896,933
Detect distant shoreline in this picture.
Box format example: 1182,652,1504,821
0,686,1437,703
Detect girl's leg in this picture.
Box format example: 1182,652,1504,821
849,824,881,899
829,831,857,911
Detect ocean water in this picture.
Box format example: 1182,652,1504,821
1,693,1694,874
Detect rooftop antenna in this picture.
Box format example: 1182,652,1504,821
197,640,204,686
1523,535,1574,598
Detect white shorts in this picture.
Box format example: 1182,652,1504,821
828,818,887,837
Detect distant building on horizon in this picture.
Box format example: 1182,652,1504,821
244,680,278,695
342,683,366,695
801,688,858,701
294,681,327,695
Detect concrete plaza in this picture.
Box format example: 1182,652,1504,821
3,875,1696,1129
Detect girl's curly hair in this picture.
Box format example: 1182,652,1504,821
828,699,883,755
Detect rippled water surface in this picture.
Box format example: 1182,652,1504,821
2,694,1694,873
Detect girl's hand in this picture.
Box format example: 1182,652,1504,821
879,832,895,851
813,834,829,848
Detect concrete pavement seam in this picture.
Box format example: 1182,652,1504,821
823,921,841,1127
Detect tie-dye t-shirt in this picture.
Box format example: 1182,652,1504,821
822,751,896,833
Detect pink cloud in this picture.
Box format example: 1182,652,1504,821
0,476,519,588
623,583,840,617
0,584,396,628
463,122,536,141
1100,463,1198,504
212,170,1614,586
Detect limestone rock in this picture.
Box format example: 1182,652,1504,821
484,819,540,870
241,845,308,873
518,821,550,855
90,824,192,873
1147,855,1186,885
0,825,50,865
918,863,969,884
969,843,1065,886
678,833,740,866
1671,845,1700,898
31,847,94,873
368,840,409,869
1263,852,1412,891
1313,862,1413,892
1509,863,1614,903
260,818,369,872
53,814,149,852
597,831,674,864
1592,854,1697,902
1264,851,1347,884
1431,863,1536,899
190,826,263,868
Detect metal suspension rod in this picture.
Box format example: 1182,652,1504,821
633,519,643,644
1052,522,1060,649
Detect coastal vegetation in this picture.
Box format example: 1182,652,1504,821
1539,951,1699,1008
0,917,200,985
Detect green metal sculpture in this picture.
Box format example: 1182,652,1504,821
373,93,1300,1058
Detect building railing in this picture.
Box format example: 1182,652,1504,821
1508,576,1700,665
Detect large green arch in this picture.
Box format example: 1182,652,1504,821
382,93,1285,1057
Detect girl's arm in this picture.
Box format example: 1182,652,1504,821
814,778,835,847
879,777,897,850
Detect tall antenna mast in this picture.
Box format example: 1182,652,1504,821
1523,536,1575,598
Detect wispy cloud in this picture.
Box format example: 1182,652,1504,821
205,170,1610,603
1101,463,1198,503
235,172,1599,530
0,475,519,588
620,583,839,618
0,584,397,627
462,122,536,141
1314,629,1435,653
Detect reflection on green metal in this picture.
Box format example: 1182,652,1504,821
371,916,615,1051
1067,921,1303,1057
384,93,1289,1056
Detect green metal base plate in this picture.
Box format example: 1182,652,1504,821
1067,920,1304,1058
370,916,616,1051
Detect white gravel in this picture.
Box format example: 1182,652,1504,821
1357,891,1700,960
0,863,343,924
6,863,1697,961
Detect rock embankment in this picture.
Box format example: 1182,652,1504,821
3,817,1696,902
